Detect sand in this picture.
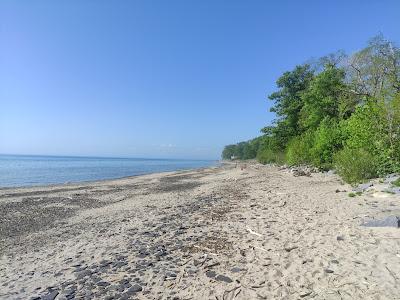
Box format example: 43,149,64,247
1,162,400,300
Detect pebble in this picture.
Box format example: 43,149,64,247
97,281,110,287
215,275,233,283
231,267,244,273
41,290,59,300
331,260,339,264
125,284,142,296
362,216,400,228
205,270,216,278
165,271,177,278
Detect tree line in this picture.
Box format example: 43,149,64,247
222,35,400,183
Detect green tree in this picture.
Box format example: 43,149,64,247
347,34,400,100
268,64,315,148
222,35,400,184
222,144,236,159
300,65,352,130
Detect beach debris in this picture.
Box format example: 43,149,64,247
292,168,311,177
222,286,241,300
205,262,220,269
336,235,345,241
300,290,313,298
246,227,262,237
362,216,400,228
290,165,318,176
254,246,269,252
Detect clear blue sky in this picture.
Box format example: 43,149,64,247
1,1,399,159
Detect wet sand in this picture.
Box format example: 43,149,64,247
1,163,400,299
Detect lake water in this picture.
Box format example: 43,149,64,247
0,155,218,188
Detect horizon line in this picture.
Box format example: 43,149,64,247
0,153,219,161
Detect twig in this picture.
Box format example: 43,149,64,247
222,286,241,300
386,265,398,282
253,246,269,252
180,258,192,266
205,262,220,269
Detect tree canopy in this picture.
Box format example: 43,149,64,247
222,35,400,183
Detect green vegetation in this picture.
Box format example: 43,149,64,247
222,35,400,184
333,148,378,183
392,178,400,187
348,191,363,197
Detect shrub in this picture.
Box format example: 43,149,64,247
285,131,314,165
334,147,378,184
256,148,285,164
310,118,343,170
341,99,400,176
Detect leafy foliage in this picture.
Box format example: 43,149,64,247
310,118,343,169
267,65,315,147
285,132,314,165
334,148,378,183
222,36,400,183
254,136,283,164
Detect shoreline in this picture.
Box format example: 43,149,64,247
1,162,400,299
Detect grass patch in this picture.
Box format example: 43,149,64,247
392,178,400,187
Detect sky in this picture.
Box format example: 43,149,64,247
1,1,399,160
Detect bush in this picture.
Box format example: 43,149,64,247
310,118,343,170
334,147,378,184
285,132,314,165
256,148,285,164
341,100,400,176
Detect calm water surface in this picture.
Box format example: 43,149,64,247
0,155,218,188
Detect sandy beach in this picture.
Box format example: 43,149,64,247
1,162,400,300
